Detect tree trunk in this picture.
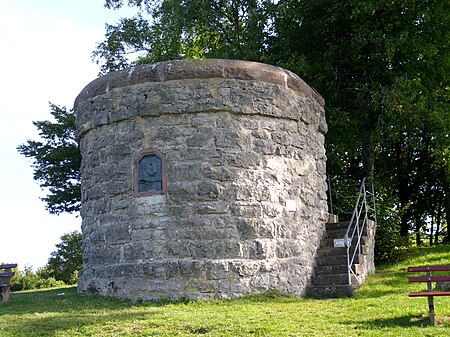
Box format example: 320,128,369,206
396,141,410,239
415,212,422,246
400,215,409,239
429,215,434,246
435,206,442,245
445,191,450,243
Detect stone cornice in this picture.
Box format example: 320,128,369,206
74,59,324,109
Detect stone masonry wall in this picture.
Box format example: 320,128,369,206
75,59,328,301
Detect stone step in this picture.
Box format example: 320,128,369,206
318,244,369,257
321,236,368,249
326,221,351,231
311,273,349,286
306,284,354,298
326,220,369,230
316,254,347,266
314,263,365,276
316,253,361,266
317,246,347,256
316,247,368,261
324,228,368,240
314,264,348,275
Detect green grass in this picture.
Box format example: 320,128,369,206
1,246,450,336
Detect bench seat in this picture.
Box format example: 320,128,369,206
409,291,450,297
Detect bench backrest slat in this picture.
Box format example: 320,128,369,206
0,264,17,270
408,265,450,272
409,276,450,283
0,272,15,278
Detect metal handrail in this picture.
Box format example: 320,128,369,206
344,177,376,285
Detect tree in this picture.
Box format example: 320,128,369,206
271,0,447,176
93,0,274,73
268,0,449,246
18,0,449,261
17,103,81,215
40,231,83,285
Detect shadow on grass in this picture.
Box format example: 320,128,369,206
345,315,433,328
3,287,135,315
2,307,162,337
1,288,300,336
5,286,202,316
1,287,169,336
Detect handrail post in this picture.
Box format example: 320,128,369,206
344,177,376,287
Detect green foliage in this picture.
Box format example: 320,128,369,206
40,231,83,285
17,103,81,215
93,0,274,73
270,0,449,177
93,14,154,72
269,0,449,251
10,266,66,292
374,218,413,265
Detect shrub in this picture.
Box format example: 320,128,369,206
10,267,66,292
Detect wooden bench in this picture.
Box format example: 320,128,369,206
408,265,450,325
0,264,17,303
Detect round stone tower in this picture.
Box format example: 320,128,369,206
75,59,328,301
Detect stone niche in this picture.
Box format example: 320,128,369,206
75,59,328,301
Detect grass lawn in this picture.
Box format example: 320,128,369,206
1,246,449,336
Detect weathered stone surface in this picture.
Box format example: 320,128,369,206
76,59,328,301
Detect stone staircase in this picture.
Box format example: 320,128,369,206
306,219,374,298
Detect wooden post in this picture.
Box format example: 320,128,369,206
427,271,435,325
0,264,17,304
1,287,10,303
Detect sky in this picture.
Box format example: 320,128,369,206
0,0,138,271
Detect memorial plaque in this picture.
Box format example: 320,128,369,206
138,154,163,192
